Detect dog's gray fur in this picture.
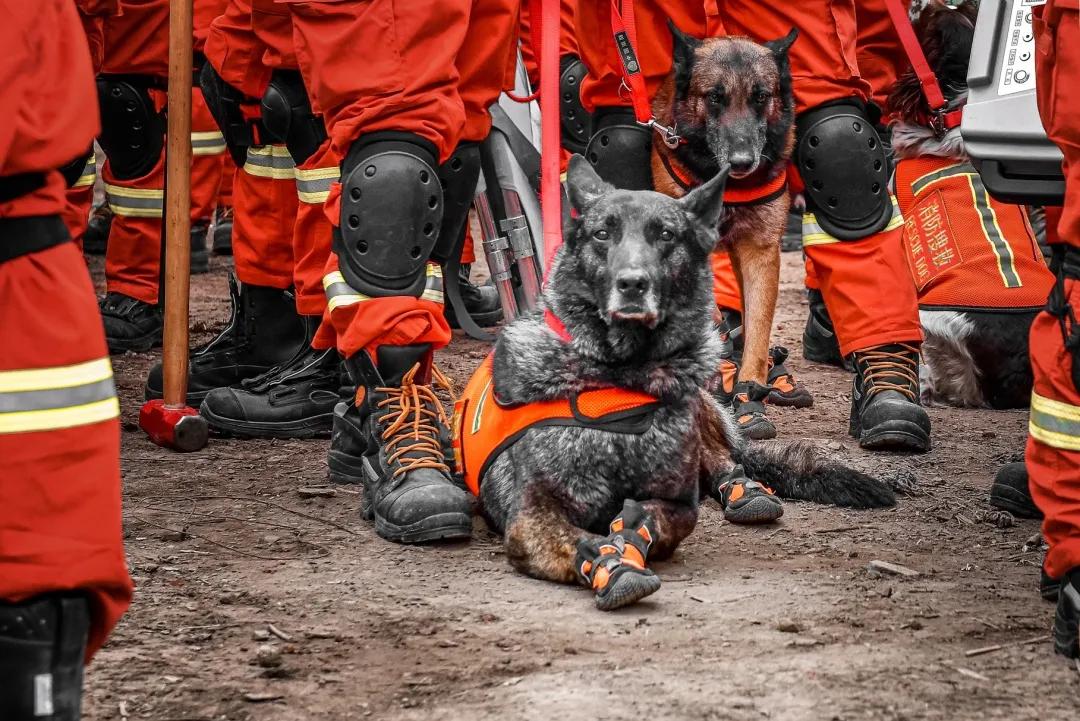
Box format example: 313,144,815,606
477,157,894,586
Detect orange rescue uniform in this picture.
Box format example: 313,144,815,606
1027,0,1080,582
894,157,1053,311
0,0,132,658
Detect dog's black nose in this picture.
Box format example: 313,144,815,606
729,154,757,174
615,271,650,299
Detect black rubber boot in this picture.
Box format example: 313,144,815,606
344,344,472,544
212,205,233,256
849,343,931,452
199,316,343,438
803,289,850,370
989,462,1043,519
444,263,503,329
1053,569,1080,659
190,220,210,274
83,203,112,256
145,276,306,405
100,292,163,353
0,593,89,721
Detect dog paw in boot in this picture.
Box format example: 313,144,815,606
575,500,661,611
711,464,784,525
732,381,777,440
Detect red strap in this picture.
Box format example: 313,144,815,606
544,308,572,342
539,0,563,275
883,0,960,130
609,0,654,125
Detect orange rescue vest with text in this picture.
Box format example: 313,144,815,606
894,157,1053,310
452,354,659,496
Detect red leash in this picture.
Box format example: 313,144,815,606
883,0,963,134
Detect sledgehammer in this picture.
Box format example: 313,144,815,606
139,0,208,452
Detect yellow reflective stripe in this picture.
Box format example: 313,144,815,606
295,166,338,204
1029,391,1080,451
294,166,340,181
191,130,227,156
74,155,97,187
323,264,445,310
802,198,902,247
327,293,367,311
105,183,164,218
243,145,296,179
297,190,331,204
0,358,113,394
0,398,119,435
322,271,347,290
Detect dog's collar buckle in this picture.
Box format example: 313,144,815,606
643,119,683,149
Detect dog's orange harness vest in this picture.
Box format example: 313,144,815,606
894,157,1053,310
656,151,789,207
452,348,659,496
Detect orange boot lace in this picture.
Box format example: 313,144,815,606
854,343,920,401
375,364,453,479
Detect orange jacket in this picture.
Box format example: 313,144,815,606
453,353,659,496
895,157,1054,310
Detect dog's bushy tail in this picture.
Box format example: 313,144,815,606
731,440,896,508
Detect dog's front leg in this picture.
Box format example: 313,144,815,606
639,498,698,561
504,482,594,584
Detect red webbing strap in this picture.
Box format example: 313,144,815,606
883,0,961,130
539,0,562,276
609,0,654,125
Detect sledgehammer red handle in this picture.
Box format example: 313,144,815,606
139,0,208,452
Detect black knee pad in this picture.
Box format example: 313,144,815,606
560,56,592,154
0,593,89,721
584,108,652,190
335,134,443,298
260,70,327,165
58,148,94,189
795,100,892,240
199,63,261,167
96,75,165,181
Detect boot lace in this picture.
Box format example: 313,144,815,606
856,343,919,401
377,364,453,479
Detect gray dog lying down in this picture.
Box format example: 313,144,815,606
453,156,895,611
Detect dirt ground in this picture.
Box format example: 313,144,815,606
83,248,1078,721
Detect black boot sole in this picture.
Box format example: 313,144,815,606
852,419,931,453
1053,585,1080,658
988,484,1043,520
327,451,365,485
200,405,334,439
106,331,161,354
373,512,473,544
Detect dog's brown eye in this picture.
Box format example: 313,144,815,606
659,229,675,242
706,90,724,106
752,90,771,105
593,229,610,241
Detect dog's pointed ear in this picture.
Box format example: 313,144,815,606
668,20,701,99
764,28,798,59
679,165,729,245
566,154,613,211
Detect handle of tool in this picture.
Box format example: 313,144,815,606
538,0,562,278
163,0,194,409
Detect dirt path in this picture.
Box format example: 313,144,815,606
83,252,1078,721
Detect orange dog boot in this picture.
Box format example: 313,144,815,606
711,464,783,525
732,381,777,440
575,500,661,611
765,346,814,408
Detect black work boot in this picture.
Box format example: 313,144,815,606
344,344,472,544
190,220,210,274
83,203,112,256
145,276,306,405
444,263,503,328
849,343,931,452
100,292,163,353
212,205,233,256
199,316,343,438
989,462,1043,519
1053,569,1080,659
803,289,850,370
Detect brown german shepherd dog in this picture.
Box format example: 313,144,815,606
651,24,798,416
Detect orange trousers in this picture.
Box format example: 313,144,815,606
0,239,133,659
1027,0,1080,581
576,0,921,356
286,0,518,359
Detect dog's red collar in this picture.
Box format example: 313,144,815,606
545,308,573,343
884,0,963,135
659,150,789,208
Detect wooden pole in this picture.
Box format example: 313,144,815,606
163,0,193,409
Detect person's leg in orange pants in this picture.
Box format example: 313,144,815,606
288,0,518,543
61,154,97,252
1025,0,1080,659
190,86,228,274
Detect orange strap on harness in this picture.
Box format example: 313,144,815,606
658,149,790,207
